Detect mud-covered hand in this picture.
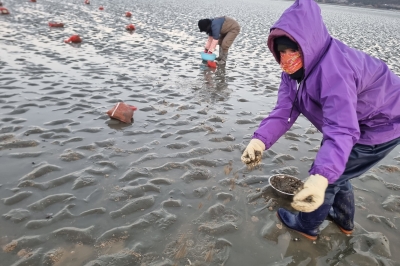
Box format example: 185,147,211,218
241,139,265,165
291,174,328,212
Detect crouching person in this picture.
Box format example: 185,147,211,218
198,16,240,65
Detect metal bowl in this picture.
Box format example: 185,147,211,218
268,174,303,199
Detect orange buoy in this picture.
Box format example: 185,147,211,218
0,6,9,14
48,22,64,28
84,0,90,4
64,35,82,44
125,24,136,31
99,5,104,10
207,61,217,68
125,11,132,17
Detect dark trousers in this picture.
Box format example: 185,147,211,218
284,137,400,234
324,136,400,205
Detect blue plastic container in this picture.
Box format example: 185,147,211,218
200,52,216,61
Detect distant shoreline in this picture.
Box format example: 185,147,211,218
320,2,400,12
284,1,400,12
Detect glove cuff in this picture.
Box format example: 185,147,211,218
309,174,328,189
250,138,266,151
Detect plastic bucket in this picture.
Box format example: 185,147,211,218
207,61,217,68
200,52,216,61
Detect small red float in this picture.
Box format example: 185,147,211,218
64,35,82,44
0,7,9,14
48,22,64,28
84,0,90,4
207,60,217,68
125,24,136,31
125,11,132,17
99,5,104,10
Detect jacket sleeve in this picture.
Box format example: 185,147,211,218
208,39,219,52
309,72,360,184
205,36,213,49
253,74,300,149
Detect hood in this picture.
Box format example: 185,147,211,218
267,0,332,77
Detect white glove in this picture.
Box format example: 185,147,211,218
241,139,265,165
291,174,328,212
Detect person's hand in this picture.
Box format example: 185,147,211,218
241,139,265,165
204,49,209,53
207,51,212,54
291,174,328,212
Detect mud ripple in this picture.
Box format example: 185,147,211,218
2,191,33,205
110,195,156,218
19,163,62,181
27,193,75,211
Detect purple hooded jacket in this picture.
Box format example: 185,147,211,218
253,0,400,184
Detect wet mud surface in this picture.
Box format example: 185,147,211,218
1,0,400,265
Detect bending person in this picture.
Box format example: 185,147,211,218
198,16,240,65
241,0,400,240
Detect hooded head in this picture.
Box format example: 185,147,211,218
274,36,304,80
198,19,211,33
267,0,332,80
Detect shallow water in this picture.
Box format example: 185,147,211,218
1,0,400,265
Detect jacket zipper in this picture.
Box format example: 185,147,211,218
288,81,302,123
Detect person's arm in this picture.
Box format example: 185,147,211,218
207,39,219,53
308,71,360,184
204,36,213,51
207,19,223,53
292,71,360,212
253,74,300,149
204,36,218,53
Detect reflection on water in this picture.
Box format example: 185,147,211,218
196,62,231,103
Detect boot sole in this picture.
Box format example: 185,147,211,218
328,213,353,235
276,212,318,241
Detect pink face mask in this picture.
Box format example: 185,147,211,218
280,51,303,74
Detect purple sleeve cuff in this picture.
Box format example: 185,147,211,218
252,133,271,150
309,166,339,184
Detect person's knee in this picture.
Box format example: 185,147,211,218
221,45,229,54
221,40,233,51
338,181,353,192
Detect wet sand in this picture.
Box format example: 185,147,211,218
1,0,400,265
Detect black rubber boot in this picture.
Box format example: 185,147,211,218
328,187,355,234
